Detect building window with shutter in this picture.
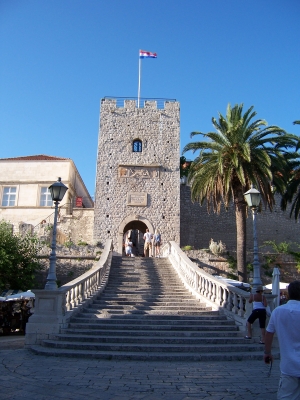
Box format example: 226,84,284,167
133,139,142,152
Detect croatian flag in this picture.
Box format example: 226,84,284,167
139,50,157,59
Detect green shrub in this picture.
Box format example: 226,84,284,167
0,220,42,291
181,245,193,251
78,241,88,246
64,240,74,248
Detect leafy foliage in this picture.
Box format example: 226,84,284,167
0,220,42,291
280,121,300,220
183,103,299,282
226,253,238,280
77,240,88,246
180,156,191,178
181,245,193,251
262,240,292,254
209,239,226,256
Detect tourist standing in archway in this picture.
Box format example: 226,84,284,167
143,229,153,257
153,229,161,258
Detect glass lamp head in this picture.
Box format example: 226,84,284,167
244,186,261,208
49,177,68,202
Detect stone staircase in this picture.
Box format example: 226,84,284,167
30,257,268,360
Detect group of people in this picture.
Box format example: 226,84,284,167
124,228,161,258
143,228,161,258
0,299,33,335
245,281,300,399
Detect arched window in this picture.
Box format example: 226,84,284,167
133,139,142,152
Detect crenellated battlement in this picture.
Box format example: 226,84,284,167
101,97,179,111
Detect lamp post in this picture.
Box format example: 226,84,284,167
244,185,262,292
45,177,68,290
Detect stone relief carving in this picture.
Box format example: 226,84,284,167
119,166,160,180
127,192,147,207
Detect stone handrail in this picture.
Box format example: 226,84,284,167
161,241,276,328
25,239,113,346
60,239,113,315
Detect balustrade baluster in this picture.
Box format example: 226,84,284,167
211,282,216,302
232,293,238,314
227,290,233,311
238,295,245,317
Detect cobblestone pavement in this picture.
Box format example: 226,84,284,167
0,337,280,400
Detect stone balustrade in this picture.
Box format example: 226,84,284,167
25,239,113,346
25,238,277,346
162,241,276,330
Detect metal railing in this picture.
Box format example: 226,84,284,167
32,203,73,235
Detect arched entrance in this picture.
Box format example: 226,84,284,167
118,215,154,256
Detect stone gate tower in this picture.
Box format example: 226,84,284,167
94,97,180,255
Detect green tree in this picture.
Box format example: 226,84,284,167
0,220,42,291
180,156,191,178
183,103,299,282
280,121,300,219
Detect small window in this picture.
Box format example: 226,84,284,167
2,187,17,206
133,139,142,152
40,187,53,206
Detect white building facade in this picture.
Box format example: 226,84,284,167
0,155,93,236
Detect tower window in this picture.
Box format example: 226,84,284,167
133,139,142,152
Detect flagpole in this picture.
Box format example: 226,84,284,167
138,52,141,108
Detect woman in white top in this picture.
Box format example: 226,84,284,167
125,235,133,257
245,285,267,343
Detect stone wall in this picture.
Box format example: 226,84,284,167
36,244,101,288
94,98,180,254
180,185,300,252
58,208,95,245
183,249,300,285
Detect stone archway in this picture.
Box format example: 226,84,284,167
118,215,154,256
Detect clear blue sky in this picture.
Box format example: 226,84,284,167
1,0,299,198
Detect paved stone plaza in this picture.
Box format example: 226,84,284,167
1,336,280,400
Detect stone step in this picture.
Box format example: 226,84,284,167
82,310,213,316
80,313,225,320
69,322,237,331
61,329,240,338
97,295,202,300
30,346,279,362
52,333,251,345
39,340,266,354
103,288,189,293
32,256,258,361
74,313,226,322
88,302,207,309
90,299,206,309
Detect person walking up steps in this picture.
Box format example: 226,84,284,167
153,229,161,258
245,285,267,344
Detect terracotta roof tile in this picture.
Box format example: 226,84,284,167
0,155,70,161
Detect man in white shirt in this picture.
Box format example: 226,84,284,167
143,228,153,257
264,280,300,400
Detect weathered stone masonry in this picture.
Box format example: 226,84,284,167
94,99,180,254
180,185,300,252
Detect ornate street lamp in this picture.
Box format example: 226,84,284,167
45,177,68,290
244,185,262,291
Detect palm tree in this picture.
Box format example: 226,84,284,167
280,121,300,219
183,103,299,282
